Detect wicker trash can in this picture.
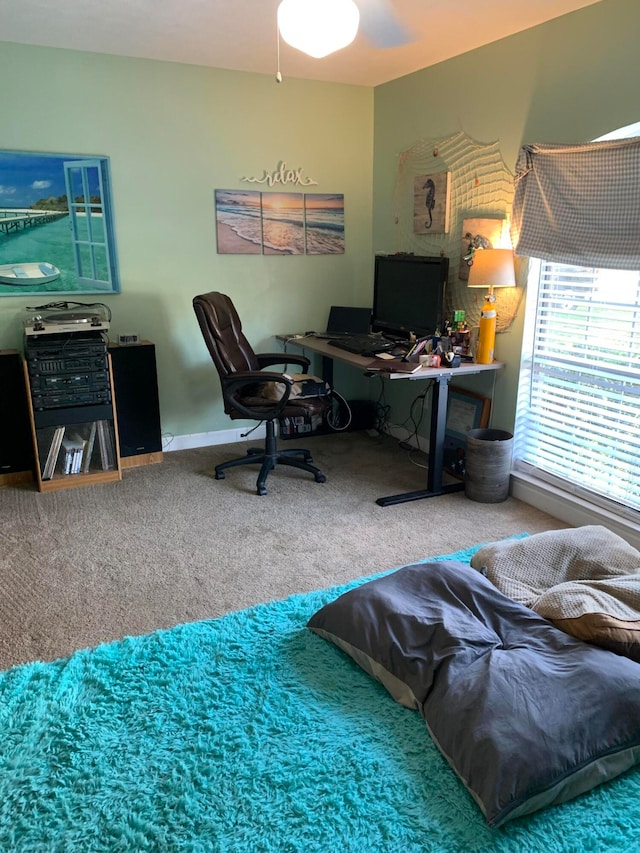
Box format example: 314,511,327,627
464,428,514,503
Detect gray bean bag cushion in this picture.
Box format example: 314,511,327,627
308,560,640,827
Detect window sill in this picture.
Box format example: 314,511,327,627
510,470,640,551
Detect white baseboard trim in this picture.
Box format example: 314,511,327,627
167,422,411,454
166,425,267,452
511,471,639,550
385,423,429,451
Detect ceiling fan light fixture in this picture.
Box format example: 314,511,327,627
277,0,360,59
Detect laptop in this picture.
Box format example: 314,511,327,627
313,305,371,339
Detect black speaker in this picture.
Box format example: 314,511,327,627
345,399,377,431
0,350,35,475
108,342,162,459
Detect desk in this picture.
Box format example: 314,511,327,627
281,335,503,507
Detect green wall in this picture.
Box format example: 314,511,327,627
3,0,639,446
373,0,640,431
0,44,373,439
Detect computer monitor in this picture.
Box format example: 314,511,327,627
371,254,449,340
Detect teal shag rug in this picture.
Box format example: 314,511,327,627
2,541,640,853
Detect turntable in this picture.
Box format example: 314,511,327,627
24,301,111,336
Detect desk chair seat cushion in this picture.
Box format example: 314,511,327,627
307,560,640,827
260,373,330,402
228,393,328,421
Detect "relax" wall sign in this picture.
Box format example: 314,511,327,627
240,161,318,188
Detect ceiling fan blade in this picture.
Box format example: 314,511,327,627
357,0,412,49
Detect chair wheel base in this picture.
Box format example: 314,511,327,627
212,427,327,494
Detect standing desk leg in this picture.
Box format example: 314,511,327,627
376,374,465,507
320,355,334,387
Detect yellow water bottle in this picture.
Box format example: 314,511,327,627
476,293,497,364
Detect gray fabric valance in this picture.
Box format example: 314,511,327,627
511,138,640,270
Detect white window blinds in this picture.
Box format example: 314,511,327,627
514,259,640,517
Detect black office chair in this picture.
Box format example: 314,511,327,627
193,291,328,495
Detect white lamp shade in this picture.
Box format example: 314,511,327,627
467,248,516,289
277,0,360,59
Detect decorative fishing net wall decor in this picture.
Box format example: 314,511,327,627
390,131,525,336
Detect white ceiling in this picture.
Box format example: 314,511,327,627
0,0,603,87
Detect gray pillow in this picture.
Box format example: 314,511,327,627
308,560,640,827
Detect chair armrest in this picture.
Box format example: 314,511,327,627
222,371,295,420
256,352,311,372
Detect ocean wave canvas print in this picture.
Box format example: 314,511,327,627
305,194,345,255
215,190,263,255
215,190,344,255
263,192,305,255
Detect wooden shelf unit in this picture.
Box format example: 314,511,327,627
2,341,163,490
24,354,122,492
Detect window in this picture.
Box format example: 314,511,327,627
514,259,640,517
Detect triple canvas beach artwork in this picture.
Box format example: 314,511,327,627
215,190,345,255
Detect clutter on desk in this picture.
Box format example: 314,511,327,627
412,310,471,368
441,352,462,369
364,330,464,371
443,310,471,360
365,358,425,374
420,336,460,369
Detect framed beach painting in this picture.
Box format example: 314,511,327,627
214,190,345,255
0,149,120,296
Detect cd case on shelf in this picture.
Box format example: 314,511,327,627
38,419,116,479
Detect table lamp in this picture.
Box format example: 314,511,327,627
467,248,516,364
